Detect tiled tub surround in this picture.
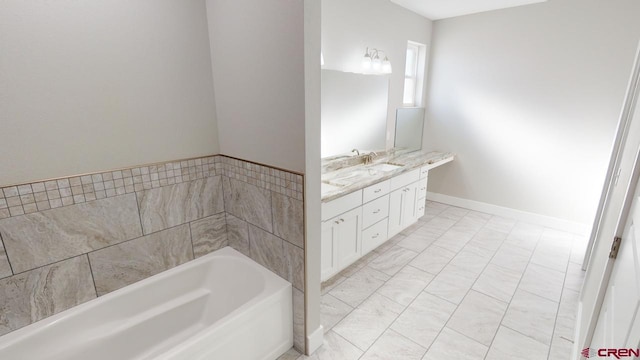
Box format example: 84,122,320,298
321,149,454,202
0,155,306,353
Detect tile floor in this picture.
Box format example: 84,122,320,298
280,201,586,360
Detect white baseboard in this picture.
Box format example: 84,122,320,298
306,325,324,355
426,192,591,235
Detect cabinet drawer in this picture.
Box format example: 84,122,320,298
416,178,428,200
322,190,363,221
390,169,420,190
416,198,426,218
420,166,429,179
362,219,388,255
362,194,389,229
363,180,390,203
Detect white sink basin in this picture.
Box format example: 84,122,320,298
369,163,402,172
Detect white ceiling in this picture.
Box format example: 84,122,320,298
389,0,547,20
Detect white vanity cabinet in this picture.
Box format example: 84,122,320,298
321,190,363,281
388,169,421,237
321,167,430,281
321,207,362,280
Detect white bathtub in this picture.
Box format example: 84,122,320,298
0,247,293,360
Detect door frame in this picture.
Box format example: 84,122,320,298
577,40,640,355
583,41,640,270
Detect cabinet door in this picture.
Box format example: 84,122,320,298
336,207,362,270
402,182,418,227
321,221,338,281
388,188,404,237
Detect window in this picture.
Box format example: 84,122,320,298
403,41,427,107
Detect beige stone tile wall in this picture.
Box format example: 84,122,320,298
0,154,306,353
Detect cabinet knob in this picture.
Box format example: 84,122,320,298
374,189,381,193
334,220,340,224
340,218,345,222
421,187,426,190
372,233,379,239
373,209,380,214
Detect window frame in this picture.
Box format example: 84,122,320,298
403,41,427,107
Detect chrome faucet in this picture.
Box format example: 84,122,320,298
352,149,360,156
363,151,378,164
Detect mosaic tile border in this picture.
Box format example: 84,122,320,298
0,155,304,219
221,157,303,200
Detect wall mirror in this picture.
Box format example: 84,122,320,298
394,107,425,151
321,69,389,158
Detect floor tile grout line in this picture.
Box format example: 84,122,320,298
319,293,356,334
481,223,545,360
547,239,574,359
421,218,500,304
379,210,491,356
433,222,516,358
330,274,406,355
327,329,367,357
375,328,430,358
500,323,554,347
446,326,495,356
415,212,496,356
416,211,489,279
328,262,400,345
332,207,461,357
359,258,441,356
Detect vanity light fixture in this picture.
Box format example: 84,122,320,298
362,47,392,74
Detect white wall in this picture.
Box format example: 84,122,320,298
303,0,323,352
0,0,219,186
206,0,306,173
424,0,640,225
321,0,432,148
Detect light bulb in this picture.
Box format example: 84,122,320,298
382,57,392,74
362,53,372,71
372,55,382,72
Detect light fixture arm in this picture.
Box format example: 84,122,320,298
362,47,392,74
364,48,388,60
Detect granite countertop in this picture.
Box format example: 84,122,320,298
321,149,454,202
